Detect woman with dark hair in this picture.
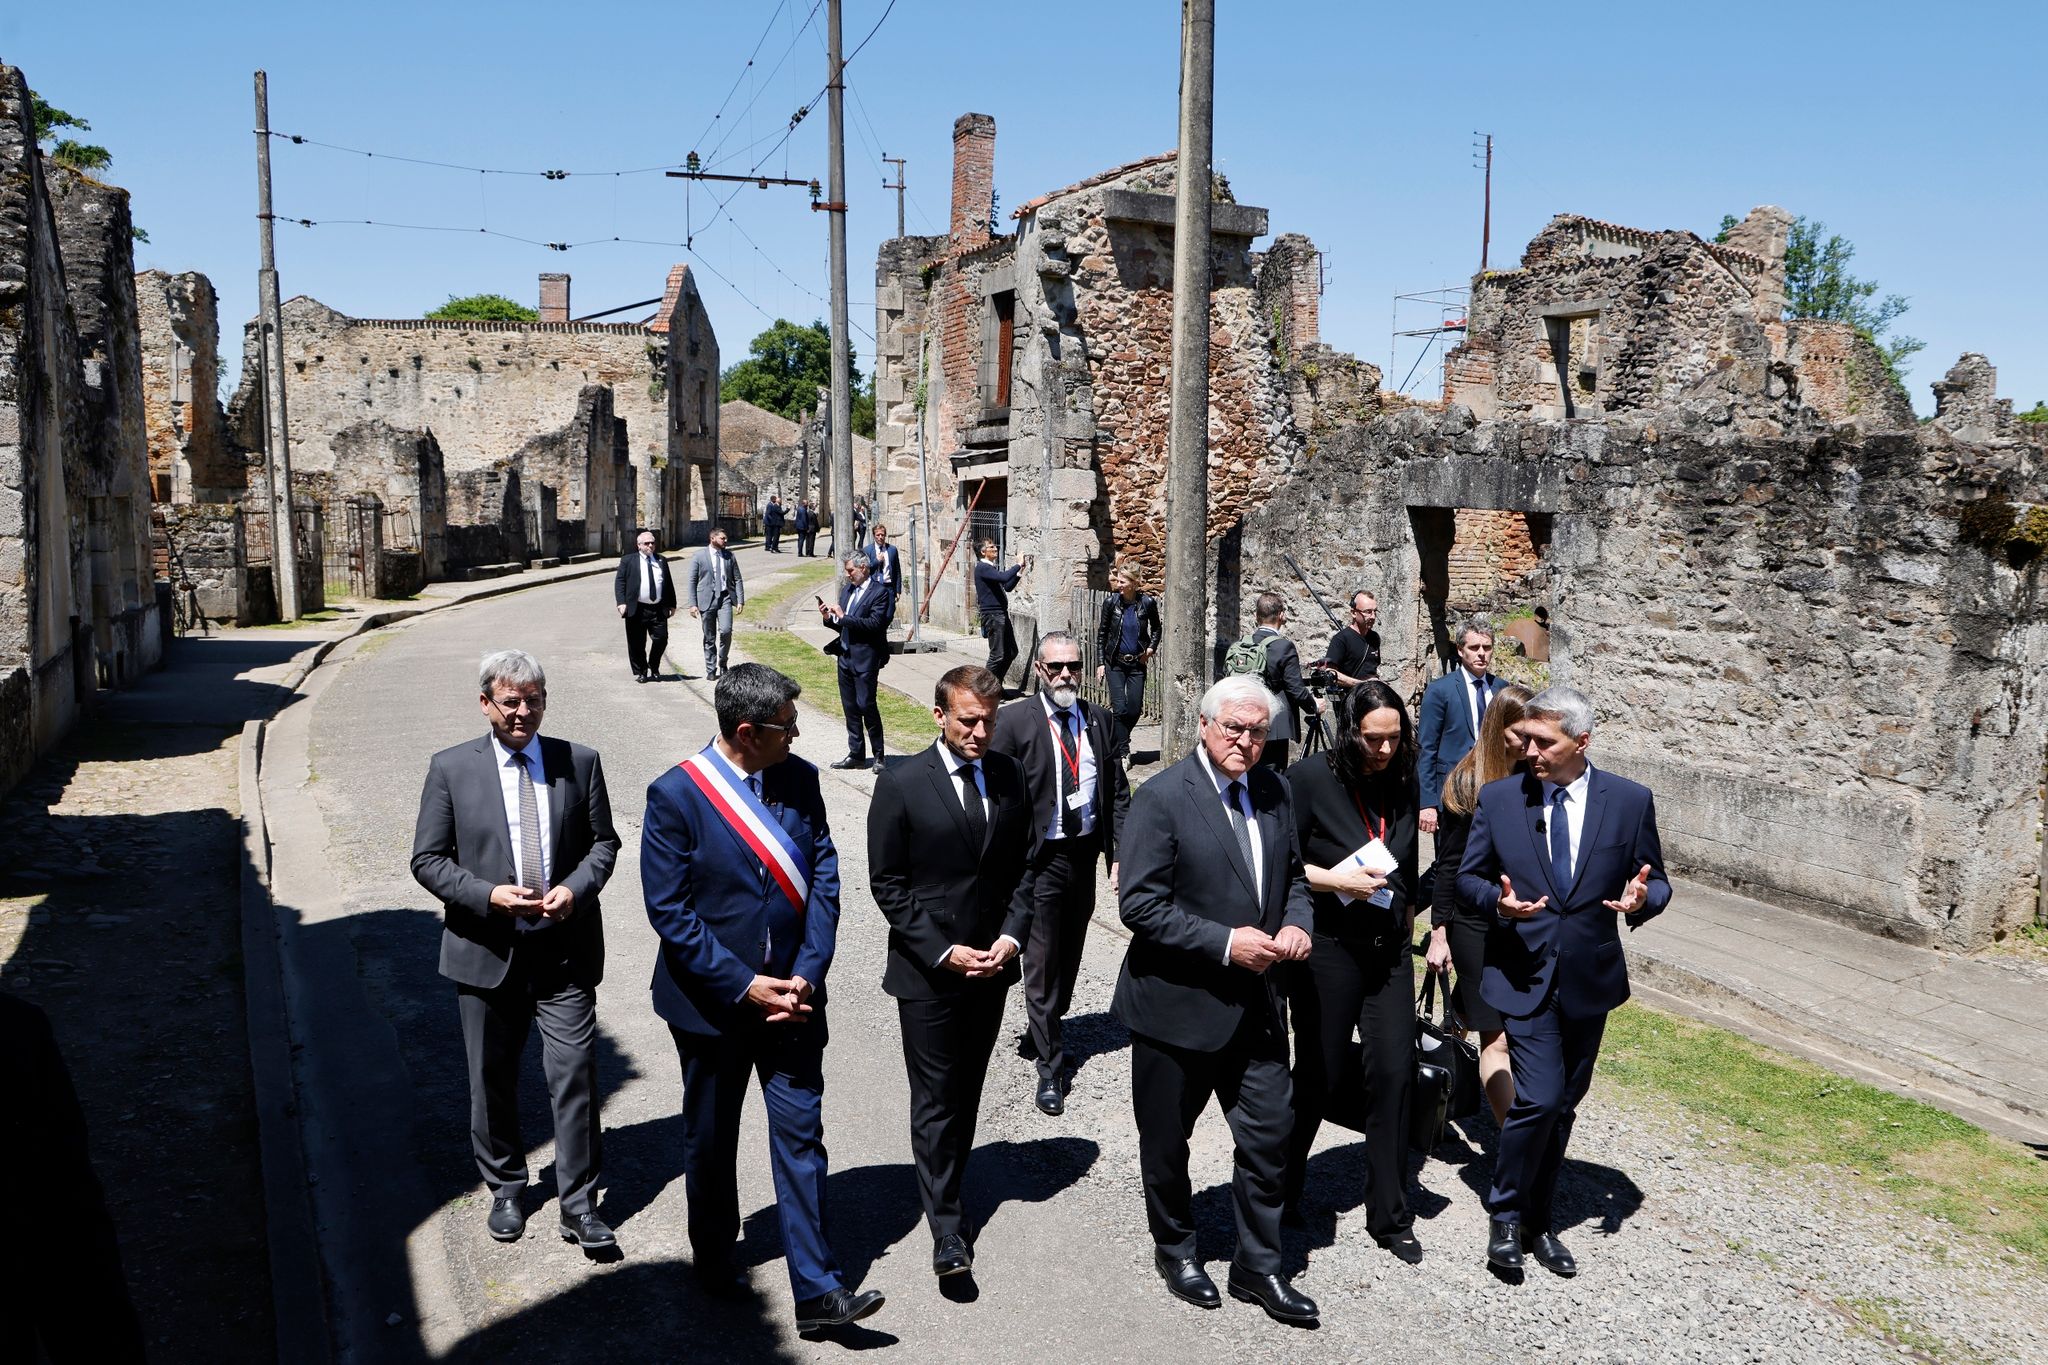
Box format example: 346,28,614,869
1281,679,1423,1262
1424,681,1533,1126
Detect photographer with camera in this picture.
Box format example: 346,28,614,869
1323,591,1382,695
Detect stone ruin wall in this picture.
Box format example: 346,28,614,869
136,270,246,501
657,264,720,542
1785,319,1917,430
1235,373,2048,951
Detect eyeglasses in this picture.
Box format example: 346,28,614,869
752,714,801,736
1040,659,1082,675
1216,720,1270,742
489,694,546,714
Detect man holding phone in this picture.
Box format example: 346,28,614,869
819,555,894,770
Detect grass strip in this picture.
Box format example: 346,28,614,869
732,626,936,756
743,559,839,620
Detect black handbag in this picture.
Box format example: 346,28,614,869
1409,1050,1451,1153
1417,970,1483,1124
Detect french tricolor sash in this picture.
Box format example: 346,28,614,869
678,750,811,917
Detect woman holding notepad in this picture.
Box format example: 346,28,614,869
1279,680,1424,1263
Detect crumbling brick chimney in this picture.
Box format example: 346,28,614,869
949,113,996,252
538,272,571,323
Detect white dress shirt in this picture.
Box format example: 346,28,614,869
1039,694,1098,840
1195,749,1263,964
489,732,552,932
638,553,662,604
933,739,1021,962
1545,764,1594,883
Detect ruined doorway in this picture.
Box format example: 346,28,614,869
1408,505,1553,691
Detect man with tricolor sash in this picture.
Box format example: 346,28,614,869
641,663,884,1334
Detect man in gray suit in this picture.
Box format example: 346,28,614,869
411,649,622,1249
687,527,746,681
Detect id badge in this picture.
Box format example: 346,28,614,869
1366,886,1394,909
1066,790,1089,811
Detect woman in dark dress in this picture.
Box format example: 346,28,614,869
1424,681,1532,1126
1281,680,1423,1262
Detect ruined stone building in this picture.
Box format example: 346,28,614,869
720,397,873,539
135,264,720,617
1,63,164,789
869,112,1321,640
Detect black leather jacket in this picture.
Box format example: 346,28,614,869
1096,592,1162,664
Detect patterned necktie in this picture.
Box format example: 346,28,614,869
1549,787,1572,891
1057,710,1082,837
1225,780,1256,898
516,751,548,893
958,763,988,849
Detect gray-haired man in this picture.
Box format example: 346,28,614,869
411,650,622,1249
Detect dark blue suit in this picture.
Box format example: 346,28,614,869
825,579,894,761
864,542,903,617
1457,766,1668,1233
643,748,845,1298
1416,668,1505,809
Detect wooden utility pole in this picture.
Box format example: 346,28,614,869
254,70,301,621
1161,0,1214,761
824,0,855,583
883,156,906,238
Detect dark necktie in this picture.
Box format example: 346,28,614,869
959,763,987,849
1224,780,1256,896
516,751,547,893
1472,674,1489,728
1057,710,1082,838
1549,787,1571,892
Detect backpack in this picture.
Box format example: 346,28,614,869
1225,630,1276,678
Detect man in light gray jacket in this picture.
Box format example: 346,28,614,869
686,528,746,680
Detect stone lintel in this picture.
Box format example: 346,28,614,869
1099,189,1268,239
1533,298,1611,320
1399,457,1565,514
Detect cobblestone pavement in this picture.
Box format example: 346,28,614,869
276,568,2047,1364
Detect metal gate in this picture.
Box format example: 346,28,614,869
963,509,1007,628
324,497,377,599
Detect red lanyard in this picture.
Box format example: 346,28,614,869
1046,712,1082,782
1350,790,1387,845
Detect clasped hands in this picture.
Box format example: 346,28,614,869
747,973,814,1023
941,939,1019,979
489,883,575,921
1228,924,1311,973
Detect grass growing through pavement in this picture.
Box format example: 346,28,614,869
744,559,838,620
1600,1003,2048,1269
733,621,937,756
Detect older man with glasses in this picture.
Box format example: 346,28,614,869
410,650,622,1251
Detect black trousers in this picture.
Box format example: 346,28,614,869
622,602,669,678
1487,998,1607,1231
765,523,783,551
982,610,1016,685
1130,1010,1291,1273
455,936,602,1214
1283,930,1415,1237
1023,835,1099,1082
1103,663,1146,757
796,529,816,556
897,986,1008,1240
836,663,884,761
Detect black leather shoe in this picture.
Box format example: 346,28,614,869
1154,1251,1219,1309
1227,1264,1318,1325
486,1196,525,1242
635,671,648,683
1035,1076,1065,1116
559,1212,617,1248
693,1256,748,1299
795,1286,885,1333
1487,1218,1524,1271
1375,1230,1424,1265
932,1232,973,1277
1521,1228,1578,1277
829,756,871,771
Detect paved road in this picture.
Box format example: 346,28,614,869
268,568,2044,1364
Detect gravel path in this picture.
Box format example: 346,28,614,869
294,571,2046,1363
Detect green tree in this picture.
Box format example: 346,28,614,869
719,318,875,437
1717,212,1923,384
426,293,539,322
30,91,112,173
2020,402,2048,425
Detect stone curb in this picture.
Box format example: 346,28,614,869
238,560,615,1359
237,718,333,1364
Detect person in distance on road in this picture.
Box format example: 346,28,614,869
613,527,676,683
409,649,621,1253
818,553,893,771
640,663,883,1333
1093,564,1160,762
685,526,745,682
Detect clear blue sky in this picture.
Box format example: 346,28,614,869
8,1,2042,414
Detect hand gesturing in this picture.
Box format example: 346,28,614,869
1604,864,1655,915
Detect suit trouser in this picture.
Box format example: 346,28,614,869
1104,663,1146,757
1282,930,1415,1237
699,598,735,674
1130,1011,1291,1273
836,663,884,760
623,602,668,677
982,610,1016,685
897,986,1007,1240
766,524,782,551
1023,835,1099,1082
455,935,602,1214
1486,996,1607,1229
671,1024,842,1299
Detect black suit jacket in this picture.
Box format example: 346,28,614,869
1112,752,1313,1052
867,744,1037,1000
988,693,1129,873
411,733,621,990
1251,627,1317,743
615,551,677,613
823,580,894,673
